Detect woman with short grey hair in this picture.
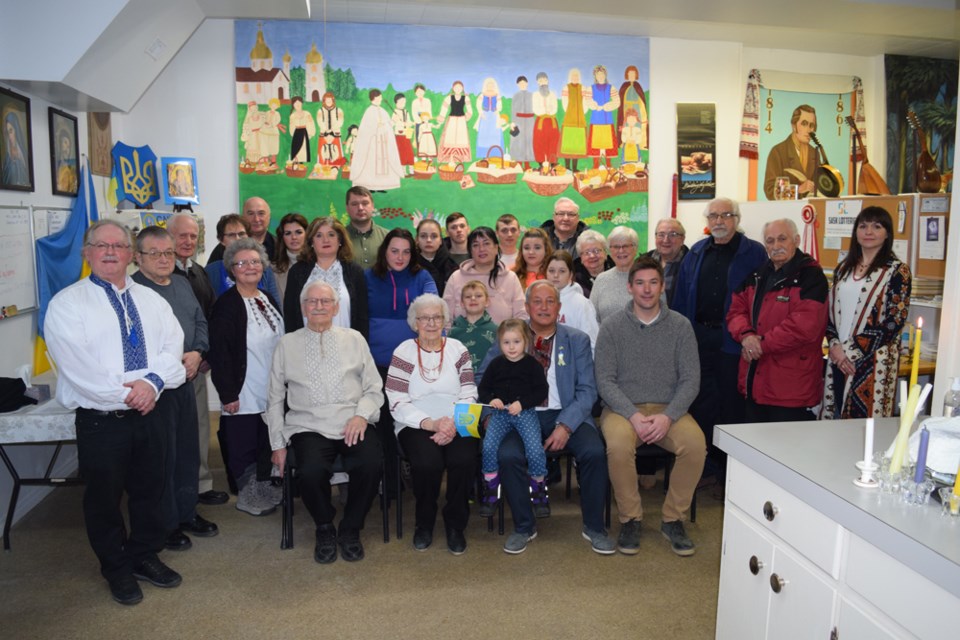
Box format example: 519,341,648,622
590,226,640,322
573,229,614,298
205,237,281,302
386,294,478,555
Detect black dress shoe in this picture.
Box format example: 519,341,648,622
338,530,365,562
133,556,182,588
413,527,433,551
164,529,192,551
446,527,467,555
197,490,229,505
109,575,143,605
180,515,219,537
314,524,337,564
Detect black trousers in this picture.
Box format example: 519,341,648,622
75,397,170,582
398,427,478,533
219,413,272,484
290,429,383,535
745,398,816,423
689,337,744,479
164,383,200,530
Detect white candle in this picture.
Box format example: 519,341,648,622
863,418,874,464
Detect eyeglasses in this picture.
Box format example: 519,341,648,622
609,243,637,251
706,212,737,222
224,231,248,240
303,297,336,307
139,250,176,259
554,211,578,218
655,232,685,240
581,248,605,257
233,259,263,268
416,315,444,324
86,242,131,252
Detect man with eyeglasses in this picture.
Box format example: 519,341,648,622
644,219,689,305
167,214,227,506
44,220,187,605
132,227,219,553
672,198,766,486
541,197,589,259
265,281,384,564
204,213,281,304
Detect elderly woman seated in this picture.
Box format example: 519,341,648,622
385,294,478,555
264,281,384,564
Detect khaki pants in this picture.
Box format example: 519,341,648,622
193,373,213,493
600,403,705,523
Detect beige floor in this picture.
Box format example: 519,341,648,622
0,423,723,640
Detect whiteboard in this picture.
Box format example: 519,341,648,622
0,206,35,315
0,205,72,318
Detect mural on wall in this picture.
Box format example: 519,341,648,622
234,21,650,239
740,70,864,202
884,55,957,194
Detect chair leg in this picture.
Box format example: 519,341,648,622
565,454,573,500
395,452,403,540
691,488,697,523
381,456,390,543
498,495,505,535
605,481,612,529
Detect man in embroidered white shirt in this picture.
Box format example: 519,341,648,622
44,220,187,606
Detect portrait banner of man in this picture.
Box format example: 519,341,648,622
740,70,864,202
49,107,79,197
1,86,34,192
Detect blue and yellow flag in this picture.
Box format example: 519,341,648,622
453,403,484,438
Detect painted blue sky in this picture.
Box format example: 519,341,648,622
235,20,650,96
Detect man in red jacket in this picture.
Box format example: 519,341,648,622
727,219,828,422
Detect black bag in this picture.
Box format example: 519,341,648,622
0,377,38,413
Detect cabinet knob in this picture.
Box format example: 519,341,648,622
770,573,786,593
763,500,778,522
748,555,763,575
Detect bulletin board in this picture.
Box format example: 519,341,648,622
914,194,950,280
811,195,914,272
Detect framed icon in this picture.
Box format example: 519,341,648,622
0,86,34,192
161,157,199,205
49,107,79,197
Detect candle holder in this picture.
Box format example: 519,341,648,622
938,487,960,519
875,454,902,494
901,478,935,506
853,460,879,488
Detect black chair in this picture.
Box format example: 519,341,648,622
280,446,390,550
635,443,697,523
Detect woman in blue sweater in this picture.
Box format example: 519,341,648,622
366,228,438,494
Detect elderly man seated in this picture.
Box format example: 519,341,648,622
265,281,384,564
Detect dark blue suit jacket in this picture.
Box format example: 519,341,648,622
478,323,597,432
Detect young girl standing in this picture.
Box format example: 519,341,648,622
477,320,550,518
513,228,553,289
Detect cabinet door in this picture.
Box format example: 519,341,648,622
766,543,837,639
836,598,902,640
716,508,773,640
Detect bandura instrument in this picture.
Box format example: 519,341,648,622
845,116,890,195
810,132,844,197
906,110,941,193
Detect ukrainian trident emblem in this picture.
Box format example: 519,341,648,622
111,142,159,207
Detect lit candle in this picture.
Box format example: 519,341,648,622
913,427,929,484
863,418,874,464
909,317,923,388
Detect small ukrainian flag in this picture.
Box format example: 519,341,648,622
453,403,484,438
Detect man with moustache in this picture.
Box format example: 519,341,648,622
726,219,828,422
531,72,560,167
672,198,766,480
44,220,186,605
763,105,819,200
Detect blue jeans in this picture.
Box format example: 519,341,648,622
497,409,608,534
482,408,546,477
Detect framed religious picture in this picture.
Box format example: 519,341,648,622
49,107,79,197
161,156,200,205
0,86,34,192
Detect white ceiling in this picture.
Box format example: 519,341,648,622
198,0,960,59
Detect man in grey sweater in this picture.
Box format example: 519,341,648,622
595,256,705,557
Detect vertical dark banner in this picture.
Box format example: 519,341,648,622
676,103,715,200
